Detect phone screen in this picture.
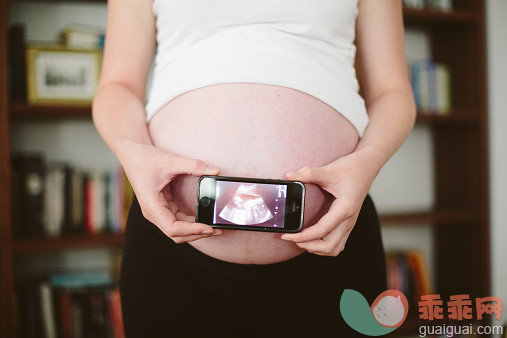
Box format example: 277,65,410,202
213,181,287,228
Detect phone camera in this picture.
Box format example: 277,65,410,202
201,197,211,207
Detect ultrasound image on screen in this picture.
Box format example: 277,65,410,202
213,181,287,228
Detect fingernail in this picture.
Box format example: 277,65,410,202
286,172,298,179
205,166,220,174
212,230,223,236
202,229,214,235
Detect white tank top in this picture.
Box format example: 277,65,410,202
145,0,369,137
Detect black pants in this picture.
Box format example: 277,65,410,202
119,194,387,338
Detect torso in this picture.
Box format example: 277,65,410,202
148,83,359,264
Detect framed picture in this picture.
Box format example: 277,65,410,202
26,43,102,105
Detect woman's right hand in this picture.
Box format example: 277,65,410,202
117,139,223,243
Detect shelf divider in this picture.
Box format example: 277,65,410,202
13,233,125,253
379,207,483,226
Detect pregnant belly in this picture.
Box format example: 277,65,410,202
148,83,359,264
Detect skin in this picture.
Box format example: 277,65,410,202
92,0,416,257
147,83,359,263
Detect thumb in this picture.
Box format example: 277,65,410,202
286,166,325,185
169,155,220,176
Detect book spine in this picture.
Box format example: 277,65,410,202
7,23,27,103
57,290,74,338
419,60,430,113
11,154,46,238
39,281,57,338
62,165,73,235
84,174,94,235
436,63,452,114
71,169,85,234
411,62,421,112
427,60,438,113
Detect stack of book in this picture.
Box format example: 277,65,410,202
408,59,452,115
385,249,434,310
403,0,453,11
16,269,124,338
11,152,134,239
59,23,105,50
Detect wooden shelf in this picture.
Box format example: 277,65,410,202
415,112,480,125
9,103,92,119
403,7,481,26
10,0,105,3
8,106,481,126
13,233,124,253
379,207,483,226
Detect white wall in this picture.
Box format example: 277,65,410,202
486,0,507,332
372,28,435,280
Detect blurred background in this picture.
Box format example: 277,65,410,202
0,0,506,337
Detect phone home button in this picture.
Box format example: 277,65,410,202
201,197,211,207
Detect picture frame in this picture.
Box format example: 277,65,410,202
26,43,102,106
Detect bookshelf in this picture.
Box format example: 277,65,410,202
0,0,490,337
383,0,490,335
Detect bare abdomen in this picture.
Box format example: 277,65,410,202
148,83,359,264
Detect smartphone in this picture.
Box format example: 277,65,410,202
195,175,305,233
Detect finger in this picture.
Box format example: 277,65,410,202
285,166,329,186
295,220,351,255
169,155,221,177
174,209,197,223
170,233,219,244
155,195,222,237
280,199,353,242
147,197,215,237
166,220,218,237
174,209,223,236
335,229,352,253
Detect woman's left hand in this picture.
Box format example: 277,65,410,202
280,147,382,256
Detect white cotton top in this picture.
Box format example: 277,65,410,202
145,0,369,137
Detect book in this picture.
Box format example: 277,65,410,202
435,63,452,114
16,270,124,337
43,162,72,237
385,249,434,308
410,59,452,115
11,153,132,239
108,288,125,338
49,270,114,289
403,0,453,11
93,171,107,234
16,280,44,337
7,22,27,103
11,152,46,238
70,169,86,234
39,282,57,338
59,23,105,50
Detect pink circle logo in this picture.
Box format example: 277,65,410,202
370,290,409,328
